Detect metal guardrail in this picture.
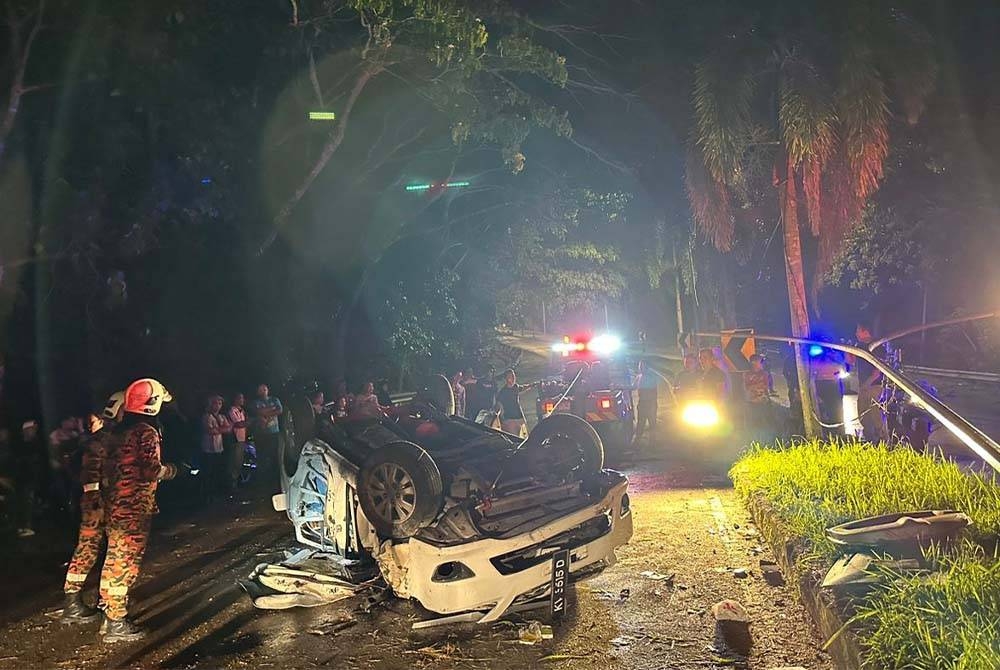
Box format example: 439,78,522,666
698,331,1000,473
904,366,1000,384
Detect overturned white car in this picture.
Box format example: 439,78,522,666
272,385,632,624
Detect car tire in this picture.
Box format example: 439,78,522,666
358,441,444,539
419,374,456,415
525,413,605,476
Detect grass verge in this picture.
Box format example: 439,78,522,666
730,440,1000,669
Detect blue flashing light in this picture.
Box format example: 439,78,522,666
200,178,212,185
808,345,825,358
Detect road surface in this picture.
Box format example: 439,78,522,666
0,342,832,670
0,456,831,670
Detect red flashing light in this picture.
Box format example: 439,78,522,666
599,398,612,410
544,401,556,414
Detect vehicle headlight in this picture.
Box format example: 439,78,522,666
681,401,720,428
587,334,621,355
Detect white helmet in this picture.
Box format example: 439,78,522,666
102,391,126,420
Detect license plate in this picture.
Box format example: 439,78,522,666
550,549,570,618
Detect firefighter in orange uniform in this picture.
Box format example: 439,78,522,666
61,392,126,624
98,379,178,642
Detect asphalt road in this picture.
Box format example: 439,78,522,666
0,447,831,670
18,336,1000,669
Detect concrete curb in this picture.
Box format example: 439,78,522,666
743,495,863,670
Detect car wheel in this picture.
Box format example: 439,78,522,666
525,413,604,477
282,396,315,477
358,441,444,539
419,374,455,415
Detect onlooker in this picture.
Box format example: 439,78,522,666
811,349,846,436
451,371,466,418
634,360,658,441
252,383,283,483
496,369,531,438
308,390,325,416
673,354,702,402
13,420,44,537
744,354,776,440
48,416,83,518
462,368,482,419
352,382,384,419
375,379,393,408
854,323,884,442
699,348,729,402
333,396,349,420
227,393,248,490
332,379,354,416
201,395,232,499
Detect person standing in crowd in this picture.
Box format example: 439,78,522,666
331,379,354,416
252,384,283,484
99,378,178,642
308,390,325,416
227,393,248,491
496,369,532,438
48,416,83,518
699,348,729,402
634,360,659,442
811,349,846,436
461,368,481,420
451,371,465,418
201,395,232,499
333,396,349,420
61,392,125,624
744,355,775,440
375,379,393,408
854,323,884,442
12,419,44,537
673,354,702,403
352,381,384,419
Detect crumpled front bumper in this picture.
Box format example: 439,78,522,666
390,474,632,622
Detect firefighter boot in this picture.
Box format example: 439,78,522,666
101,617,146,643
61,593,100,624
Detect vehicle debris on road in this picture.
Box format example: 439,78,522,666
518,621,554,645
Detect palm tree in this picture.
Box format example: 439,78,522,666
686,0,937,437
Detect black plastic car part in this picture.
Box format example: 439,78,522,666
519,413,605,477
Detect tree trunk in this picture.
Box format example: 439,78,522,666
780,155,820,438
672,241,685,340
259,64,379,254
0,0,46,166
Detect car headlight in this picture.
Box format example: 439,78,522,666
681,401,720,428
587,334,621,355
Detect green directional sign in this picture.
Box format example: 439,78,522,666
308,111,337,120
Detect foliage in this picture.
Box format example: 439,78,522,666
826,205,930,293
686,0,938,288
730,440,1000,561
376,267,461,384
491,186,633,328
855,543,1000,670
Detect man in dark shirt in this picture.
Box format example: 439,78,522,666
673,354,702,402
465,367,497,421
496,369,531,438
698,349,728,402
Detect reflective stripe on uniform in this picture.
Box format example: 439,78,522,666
65,573,88,583
82,482,100,492
100,582,129,596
